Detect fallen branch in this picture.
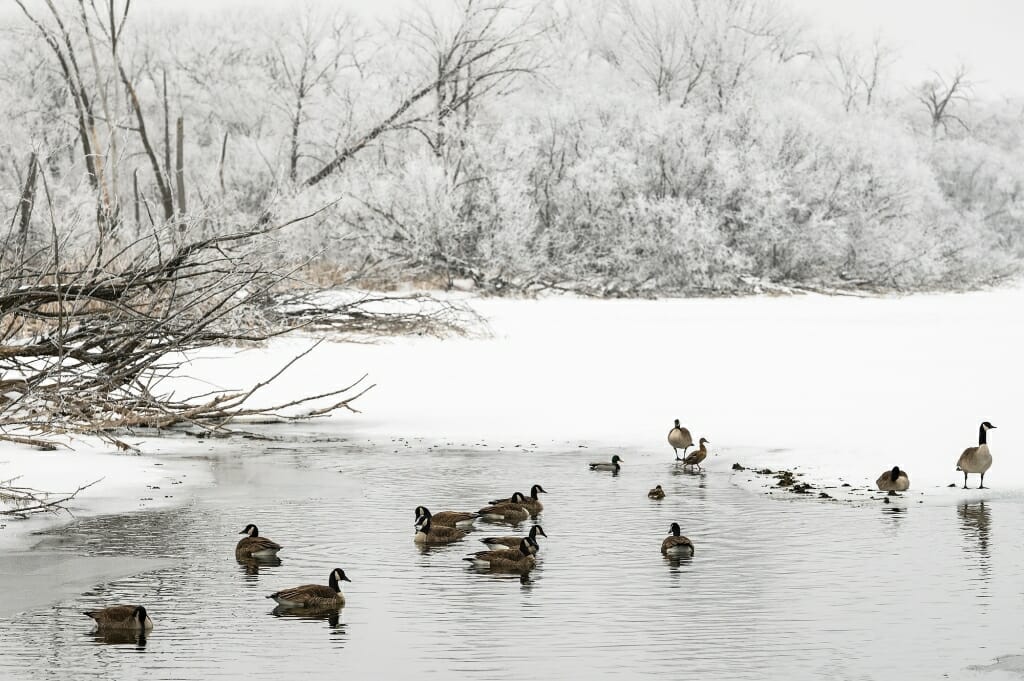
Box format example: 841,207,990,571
0,477,104,518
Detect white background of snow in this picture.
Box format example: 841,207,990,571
169,284,1024,498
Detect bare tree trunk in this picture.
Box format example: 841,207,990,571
16,152,39,259
120,65,175,222
175,116,187,220
219,131,229,195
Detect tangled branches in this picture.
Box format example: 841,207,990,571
0,476,103,518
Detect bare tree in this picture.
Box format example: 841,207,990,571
918,64,972,135
821,34,895,112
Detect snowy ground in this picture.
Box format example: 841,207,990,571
3,283,1021,549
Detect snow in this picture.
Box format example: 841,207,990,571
3,283,1021,550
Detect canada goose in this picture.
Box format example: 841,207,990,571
668,419,693,460
648,485,665,499
235,523,282,558
267,567,350,608
464,538,537,572
661,522,695,556
489,484,547,515
480,525,547,552
414,516,467,544
876,466,910,493
82,605,153,631
681,438,709,471
414,506,479,529
956,421,996,489
589,455,623,471
478,492,530,522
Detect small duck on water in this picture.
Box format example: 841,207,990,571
590,455,623,472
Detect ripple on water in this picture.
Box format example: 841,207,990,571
1,441,1023,679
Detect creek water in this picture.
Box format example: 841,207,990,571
0,430,1020,680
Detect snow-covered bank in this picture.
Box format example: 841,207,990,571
168,284,1024,500
0,440,213,550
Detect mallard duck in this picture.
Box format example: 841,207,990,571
235,523,282,558
489,484,547,515
267,567,350,608
661,522,694,556
668,419,693,460
414,506,479,529
648,485,665,499
956,421,996,489
876,466,910,493
464,538,537,572
589,455,623,472
479,525,547,552
478,492,530,522
83,605,153,631
681,438,709,471
414,516,467,544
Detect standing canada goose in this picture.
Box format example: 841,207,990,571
267,567,350,608
589,455,623,472
478,492,530,522
668,419,694,460
235,523,282,558
413,506,479,529
82,605,153,631
480,525,547,552
464,538,537,572
648,485,665,499
414,516,467,544
956,421,996,489
489,484,547,515
681,438,709,471
876,466,910,493
661,522,695,557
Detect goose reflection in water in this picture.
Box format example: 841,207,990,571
958,501,991,561
87,629,148,650
237,555,282,580
271,605,344,629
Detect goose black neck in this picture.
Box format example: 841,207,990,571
979,426,987,445
329,573,340,592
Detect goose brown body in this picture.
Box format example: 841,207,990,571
268,568,349,608
464,538,537,572
661,523,695,556
648,485,665,499
478,492,530,522
956,422,996,489
489,484,546,515
414,517,467,544
235,524,282,558
414,506,479,528
668,419,694,459
876,466,910,492
83,605,153,631
480,525,547,552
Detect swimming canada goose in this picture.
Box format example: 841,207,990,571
489,484,547,515
414,516,467,544
478,492,530,522
464,538,537,572
235,523,282,558
82,605,153,631
956,421,996,489
668,419,694,460
648,485,665,499
413,506,479,529
479,525,547,552
876,466,910,493
589,454,623,471
681,438,710,471
267,567,350,608
661,522,695,556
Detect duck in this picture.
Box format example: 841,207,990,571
875,466,910,493
681,438,709,471
668,419,693,460
235,523,282,558
489,484,547,515
267,567,350,609
648,485,665,499
414,506,479,529
479,525,547,552
414,516,467,544
956,421,996,489
82,605,153,631
661,522,695,556
477,492,530,522
589,454,623,472
464,538,537,572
